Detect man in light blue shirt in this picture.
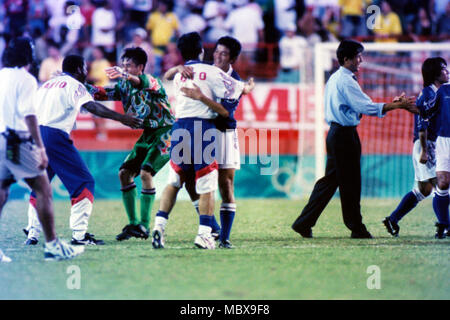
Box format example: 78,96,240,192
292,39,418,239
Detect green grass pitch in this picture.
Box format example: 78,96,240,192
0,198,448,300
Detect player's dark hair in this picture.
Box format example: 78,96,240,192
177,32,203,61
62,55,85,75
121,47,147,70
422,57,447,87
336,39,364,66
2,37,35,68
215,36,242,62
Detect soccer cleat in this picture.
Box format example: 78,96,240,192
435,223,447,239
0,249,12,263
71,232,105,245
116,224,135,241
218,239,233,249
382,217,400,237
211,229,220,241
134,224,149,240
194,233,216,250
44,239,84,261
24,237,39,245
23,228,29,236
152,224,165,249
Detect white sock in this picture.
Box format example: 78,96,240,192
198,225,212,235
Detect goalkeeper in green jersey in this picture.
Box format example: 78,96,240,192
87,47,175,240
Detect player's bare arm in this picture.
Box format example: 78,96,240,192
418,130,428,164
24,115,48,170
163,65,194,81
382,96,418,114
82,101,143,129
180,83,229,118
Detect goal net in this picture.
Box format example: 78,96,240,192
300,42,450,198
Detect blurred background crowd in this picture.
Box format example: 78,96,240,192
0,0,449,84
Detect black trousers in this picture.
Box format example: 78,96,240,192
292,122,368,233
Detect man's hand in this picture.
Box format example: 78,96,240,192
419,149,428,164
120,115,143,129
37,148,48,170
393,92,406,102
105,66,130,80
181,83,203,100
398,96,418,114
243,77,255,95
177,65,194,79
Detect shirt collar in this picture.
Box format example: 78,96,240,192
430,84,438,92
185,60,202,65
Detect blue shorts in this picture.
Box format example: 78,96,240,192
30,126,95,205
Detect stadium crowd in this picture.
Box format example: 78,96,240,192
0,0,449,83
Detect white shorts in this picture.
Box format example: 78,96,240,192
0,132,45,184
167,160,218,194
216,129,240,170
412,139,436,182
436,136,450,172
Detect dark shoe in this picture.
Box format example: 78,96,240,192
351,230,373,239
116,224,135,241
292,225,313,238
218,240,233,249
134,224,149,239
24,237,38,245
72,233,105,245
382,217,400,237
435,223,447,239
211,229,221,241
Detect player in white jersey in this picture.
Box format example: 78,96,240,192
23,55,142,246
0,37,84,261
161,36,244,249
151,32,254,250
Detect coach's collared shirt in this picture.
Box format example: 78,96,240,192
324,66,385,126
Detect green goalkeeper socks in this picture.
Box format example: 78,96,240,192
121,184,138,225
140,189,156,229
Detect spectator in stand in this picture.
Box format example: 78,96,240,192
125,28,155,75
28,0,49,36
47,0,85,56
373,1,403,43
181,5,207,36
79,0,96,43
338,0,370,38
436,1,450,36
5,0,28,37
145,0,180,77
224,0,264,60
122,0,153,29
417,7,432,36
274,0,298,35
91,0,117,62
277,23,307,83
321,6,340,39
38,41,64,83
87,46,111,140
161,41,183,74
203,0,230,43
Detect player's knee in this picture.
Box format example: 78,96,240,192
219,177,234,203
417,183,433,197
140,169,153,184
436,174,450,190
119,168,132,185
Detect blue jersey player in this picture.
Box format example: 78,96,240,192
433,75,450,238
383,57,449,237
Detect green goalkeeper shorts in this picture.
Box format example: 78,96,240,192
119,126,172,176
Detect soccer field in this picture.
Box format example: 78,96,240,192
0,198,448,300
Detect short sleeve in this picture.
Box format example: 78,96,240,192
72,83,94,111
210,68,245,101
